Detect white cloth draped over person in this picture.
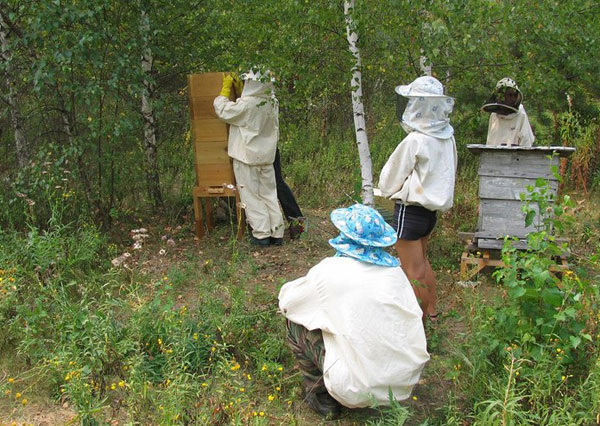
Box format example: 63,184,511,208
213,70,284,241
279,256,429,408
486,104,535,147
378,79,457,212
213,75,279,165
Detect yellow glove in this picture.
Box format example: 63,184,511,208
219,74,234,97
232,74,244,97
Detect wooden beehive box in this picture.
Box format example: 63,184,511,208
467,145,575,249
187,72,244,238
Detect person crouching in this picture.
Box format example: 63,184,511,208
278,204,430,419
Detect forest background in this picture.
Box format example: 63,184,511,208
1,1,600,425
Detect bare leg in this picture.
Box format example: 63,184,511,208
420,237,437,316
395,237,437,317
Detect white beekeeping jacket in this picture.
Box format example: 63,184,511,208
213,80,279,165
486,104,535,147
278,256,429,408
378,131,457,212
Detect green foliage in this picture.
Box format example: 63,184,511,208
443,177,600,425
486,177,597,365
366,391,413,426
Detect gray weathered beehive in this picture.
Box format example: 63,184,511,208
467,145,575,249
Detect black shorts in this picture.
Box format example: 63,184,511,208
392,202,437,241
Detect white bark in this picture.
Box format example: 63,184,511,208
140,7,162,208
344,0,374,206
0,13,28,168
419,52,432,76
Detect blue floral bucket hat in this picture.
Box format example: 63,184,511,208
329,204,399,267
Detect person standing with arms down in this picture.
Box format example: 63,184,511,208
378,76,457,322
482,77,535,147
214,69,285,246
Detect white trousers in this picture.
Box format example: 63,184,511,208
233,159,285,239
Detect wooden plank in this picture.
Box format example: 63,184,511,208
191,119,228,142
194,142,229,164
476,238,528,250
479,151,560,179
188,73,226,97
194,163,236,185
193,186,237,197
479,176,559,200
189,95,223,119
477,199,539,238
467,144,576,158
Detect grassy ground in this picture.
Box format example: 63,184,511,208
1,190,598,425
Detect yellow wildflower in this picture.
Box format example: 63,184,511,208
268,394,275,401
15,392,22,399
118,381,125,388
8,378,14,383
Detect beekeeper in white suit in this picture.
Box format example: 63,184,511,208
214,70,285,246
378,76,457,323
482,77,535,147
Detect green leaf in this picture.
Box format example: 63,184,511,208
541,288,563,307
569,335,581,349
508,286,526,298
525,210,536,227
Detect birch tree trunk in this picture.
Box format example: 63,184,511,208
419,52,432,76
344,0,374,206
140,5,163,209
0,12,29,169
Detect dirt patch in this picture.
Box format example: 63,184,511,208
0,402,77,426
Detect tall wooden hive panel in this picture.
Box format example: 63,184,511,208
187,73,235,189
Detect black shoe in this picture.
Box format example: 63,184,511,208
305,390,341,420
250,236,270,246
289,217,307,240
270,237,283,246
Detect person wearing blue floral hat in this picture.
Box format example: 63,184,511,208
278,204,429,419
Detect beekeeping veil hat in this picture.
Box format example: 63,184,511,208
240,68,276,98
395,76,454,139
482,77,523,115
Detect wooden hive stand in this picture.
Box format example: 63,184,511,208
458,232,570,281
187,72,245,239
